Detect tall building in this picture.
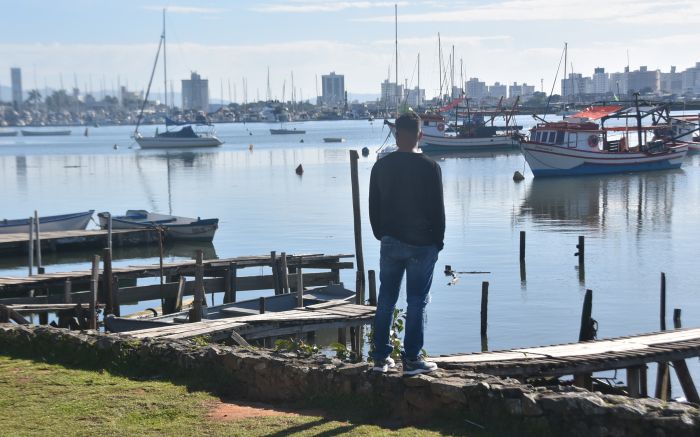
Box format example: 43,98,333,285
11,67,22,109
660,66,683,94
561,73,591,97
465,78,487,100
592,68,609,95
609,71,628,96
508,82,535,99
380,80,402,108
627,66,660,93
488,82,507,99
404,87,425,107
181,72,209,111
321,72,345,107
681,62,700,95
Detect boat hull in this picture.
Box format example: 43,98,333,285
98,211,218,241
21,130,72,136
136,136,223,149
420,134,519,151
0,130,18,137
521,142,688,177
270,129,306,135
0,210,94,234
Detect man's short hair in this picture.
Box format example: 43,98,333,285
395,112,421,135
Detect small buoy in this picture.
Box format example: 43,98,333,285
300,139,304,143
84,128,89,137
113,144,118,150
295,164,304,175
444,265,452,275
361,147,370,157
513,171,525,182
249,132,253,136
248,144,254,151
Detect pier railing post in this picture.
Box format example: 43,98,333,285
191,250,204,322
519,231,525,261
296,261,304,308
368,270,377,306
28,217,34,276
270,251,280,295
280,253,290,294
480,281,489,351
655,272,671,400
574,289,594,390
349,150,365,298
34,210,44,274
102,248,114,316
88,254,100,330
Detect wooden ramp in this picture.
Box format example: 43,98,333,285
433,328,700,378
121,301,375,341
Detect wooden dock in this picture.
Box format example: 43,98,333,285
433,328,700,401
121,301,375,341
0,229,160,256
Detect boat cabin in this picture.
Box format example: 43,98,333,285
529,121,606,151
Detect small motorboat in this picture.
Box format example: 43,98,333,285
323,137,344,143
104,283,356,333
98,210,218,241
0,130,18,137
21,129,72,136
270,128,306,135
0,210,94,234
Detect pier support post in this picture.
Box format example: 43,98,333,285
63,279,72,304
102,248,115,316
28,217,34,276
190,250,204,323
627,366,642,398
270,251,280,295
368,270,377,306
88,255,100,330
355,270,364,305
34,211,44,274
655,272,671,400
224,262,234,303
296,262,304,308
519,231,525,261
259,297,266,314
280,253,290,294
669,309,700,403
349,150,365,298
574,289,594,390
480,281,489,352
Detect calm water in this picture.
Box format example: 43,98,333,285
2,118,700,389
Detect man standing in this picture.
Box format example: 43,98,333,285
369,112,445,375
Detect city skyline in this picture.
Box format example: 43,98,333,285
1,0,699,101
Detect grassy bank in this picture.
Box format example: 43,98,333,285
0,355,476,436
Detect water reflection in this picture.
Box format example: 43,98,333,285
520,172,679,233
427,148,522,161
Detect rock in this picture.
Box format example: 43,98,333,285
430,378,466,404
403,374,434,388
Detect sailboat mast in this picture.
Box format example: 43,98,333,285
394,3,398,110
417,52,420,110
162,9,167,108
438,33,442,101
563,42,568,107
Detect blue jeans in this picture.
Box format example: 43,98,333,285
371,236,439,362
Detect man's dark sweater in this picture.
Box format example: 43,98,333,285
369,151,445,250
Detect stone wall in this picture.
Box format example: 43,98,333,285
1,323,698,437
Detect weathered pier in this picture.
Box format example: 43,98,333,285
433,328,700,402
0,229,160,256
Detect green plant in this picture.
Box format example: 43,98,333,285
329,342,354,361
189,336,212,347
274,338,318,357
367,308,406,363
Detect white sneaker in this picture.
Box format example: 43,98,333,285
371,357,396,373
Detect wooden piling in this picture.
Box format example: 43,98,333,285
0,305,9,323
191,250,204,322
280,253,290,294
519,231,525,261
259,297,266,314
88,255,100,330
349,150,366,294
627,366,642,398
28,217,34,276
231,265,238,303
102,248,114,315
270,251,280,295
575,235,585,265
655,272,671,400
578,289,594,342
174,276,185,312
673,308,682,328
368,270,377,306
63,279,72,304
355,270,364,305
106,212,113,252
480,281,489,338
296,265,304,308
224,263,233,303
34,211,44,274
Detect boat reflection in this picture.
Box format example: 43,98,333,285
520,172,679,233
426,148,522,161
0,241,217,270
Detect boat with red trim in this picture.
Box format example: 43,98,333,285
520,97,694,177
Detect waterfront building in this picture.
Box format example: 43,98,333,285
609,71,628,96
681,62,700,95
10,67,22,109
451,86,462,99
488,82,507,99
181,72,209,111
465,78,487,100
404,86,425,108
509,82,535,99
660,67,684,94
321,72,345,107
627,66,660,93
380,80,403,108
561,73,592,97
592,68,609,95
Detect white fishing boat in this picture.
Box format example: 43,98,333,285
98,210,218,241
0,210,94,234
132,10,224,149
520,100,692,177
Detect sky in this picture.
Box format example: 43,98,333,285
0,0,699,101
